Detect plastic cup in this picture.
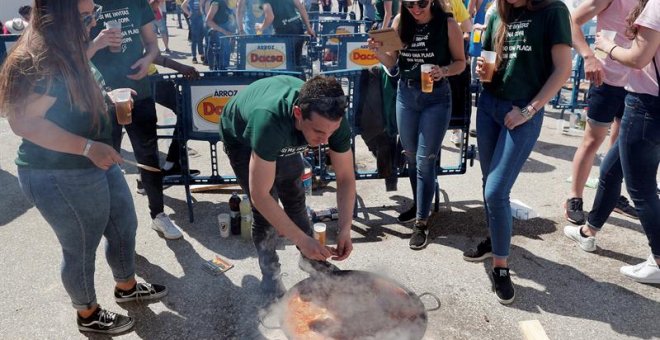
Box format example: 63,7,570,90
313,223,327,246
218,213,230,238
104,21,122,53
112,88,132,125
595,30,617,59
420,64,434,93
480,51,497,83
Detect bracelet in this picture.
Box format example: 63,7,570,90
442,66,449,76
82,139,94,157
608,45,618,60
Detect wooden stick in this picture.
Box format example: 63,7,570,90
519,320,550,340
123,160,161,172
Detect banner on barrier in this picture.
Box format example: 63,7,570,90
190,85,247,132
245,43,287,70
346,42,379,68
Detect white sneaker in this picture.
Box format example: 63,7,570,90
620,255,660,284
450,130,462,146
151,213,183,239
563,225,596,252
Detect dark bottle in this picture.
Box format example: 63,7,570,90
229,192,241,235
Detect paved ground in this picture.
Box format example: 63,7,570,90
1,15,659,340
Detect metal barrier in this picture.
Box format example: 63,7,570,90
550,35,595,119
319,33,378,71
218,34,311,72
153,70,305,221
0,34,20,65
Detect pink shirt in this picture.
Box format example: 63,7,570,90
596,0,636,87
626,0,660,96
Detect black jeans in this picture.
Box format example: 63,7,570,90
153,80,183,164
224,144,311,280
112,97,164,219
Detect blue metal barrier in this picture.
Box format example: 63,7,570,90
221,34,311,72
152,70,305,221
319,33,378,71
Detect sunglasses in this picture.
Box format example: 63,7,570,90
298,96,349,112
403,0,430,9
82,4,103,27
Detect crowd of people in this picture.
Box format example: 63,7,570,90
0,0,657,335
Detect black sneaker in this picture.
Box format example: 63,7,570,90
298,255,339,277
260,275,287,299
613,196,638,219
409,221,428,250
397,204,416,223
492,267,515,305
564,197,586,225
463,237,493,262
162,163,201,177
77,307,134,334
115,282,168,303
136,179,145,195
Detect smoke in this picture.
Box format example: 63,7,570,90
266,271,428,340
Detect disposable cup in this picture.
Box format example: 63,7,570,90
112,88,132,125
480,51,497,83
104,21,122,53
420,64,434,93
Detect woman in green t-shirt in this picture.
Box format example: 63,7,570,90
462,0,572,304
369,0,466,250
0,0,167,334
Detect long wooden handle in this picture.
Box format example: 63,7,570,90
123,159,161,172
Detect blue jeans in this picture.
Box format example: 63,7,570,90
207,21,236,70
17,165,137,310
619,93,660,258
224,144,311,280
396,78,452,221
189,15,204,58
476,91,544,258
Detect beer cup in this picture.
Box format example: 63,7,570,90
313,223,327,246
480,51,497,83
420,64,434,93
111,88,133,125
104,21,122,53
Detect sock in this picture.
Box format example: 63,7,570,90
579,227,590,238
163,161,174,171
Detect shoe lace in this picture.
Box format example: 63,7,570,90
569,198,583,211
134,283,156,303
98,310,117,324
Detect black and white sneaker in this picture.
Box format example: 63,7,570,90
492,267,515,305
77,307,134,334
397,205,416,223
564,197,586,225
613,196,638,219
115,282,168,303
463,237,493,262
409,221,428,250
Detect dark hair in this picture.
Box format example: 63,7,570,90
399,0,450,46
625,0,649,38
297,76,346,121
19,5,32,19
0,0,107,130
493,0,554,69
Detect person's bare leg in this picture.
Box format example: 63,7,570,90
493,257,507,268
115,277,137,291
570,122,610,198
77,304,99,319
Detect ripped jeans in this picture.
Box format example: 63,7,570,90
396,78,452,221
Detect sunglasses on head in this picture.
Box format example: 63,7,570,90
403,0,430,9
298,96,349,112
82,4,103,27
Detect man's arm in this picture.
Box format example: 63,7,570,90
205,3,232,34
327,149,356,261
249,152,333,260
382,0,393,29
153,55,200,78
571,0,612,86
260,3,275,31
181,0,192,16
293,0,316,36
127,21,160,80
236,0,246,34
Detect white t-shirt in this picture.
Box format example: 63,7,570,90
625,0,660,96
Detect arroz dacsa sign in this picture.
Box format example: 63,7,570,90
190,85,246,132
346,42,379,68
245,43,287,70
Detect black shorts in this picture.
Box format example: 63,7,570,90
586,83,627,126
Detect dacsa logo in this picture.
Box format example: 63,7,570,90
196,89,239,124
248,45,285,69
350,46,379,67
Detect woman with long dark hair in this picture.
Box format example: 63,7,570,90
0,0,167,334
369,0,465,250
461,0,572,304
594,0,660,283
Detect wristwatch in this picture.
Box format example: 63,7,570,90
82,139,94,157
520,105,535,120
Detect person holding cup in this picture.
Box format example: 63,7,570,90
461,0,572,304
0,0,167,334
368,0,465,250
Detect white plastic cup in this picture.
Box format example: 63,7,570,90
313,223,327,246
600,29,617,41
420,64,434,93
480,51,497,83
104,21,122,53
218,213,230,238
113,88,131,102
111,88,132,125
